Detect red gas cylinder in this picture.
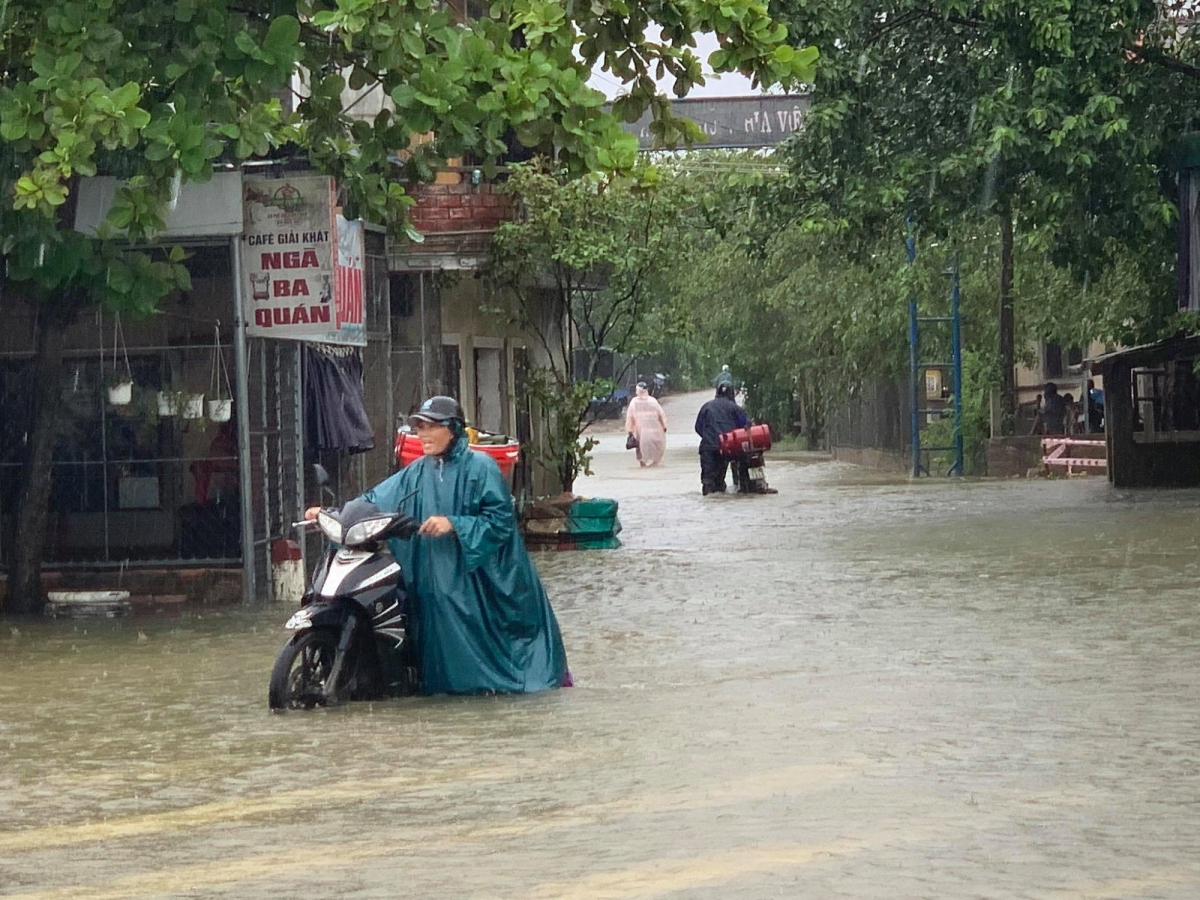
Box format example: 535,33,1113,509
718,423,772,458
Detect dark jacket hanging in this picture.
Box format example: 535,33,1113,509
303,343,375,455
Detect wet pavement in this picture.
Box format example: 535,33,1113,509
3,390,1200,898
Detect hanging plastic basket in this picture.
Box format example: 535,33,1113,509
183,393,205,419
209,323,234,422
207,398,233,422
107,381,133,405
105,311,134,406
158,391,181,416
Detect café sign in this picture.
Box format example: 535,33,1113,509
241,175,365,346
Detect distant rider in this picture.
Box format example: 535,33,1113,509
694,382,750,495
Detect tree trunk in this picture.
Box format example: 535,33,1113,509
998,207,1016,437
6,302,76,615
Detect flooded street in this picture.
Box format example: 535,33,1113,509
4,391,1200,898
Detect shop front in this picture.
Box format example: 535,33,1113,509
0,168,381,607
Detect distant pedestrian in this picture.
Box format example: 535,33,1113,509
1087,379,1105,432
625,383,667,467
1062,393,1079,435
1028,393,1044,435
1041,382,1067,435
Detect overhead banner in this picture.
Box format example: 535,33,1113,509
241,175,366,346
619,94,811,150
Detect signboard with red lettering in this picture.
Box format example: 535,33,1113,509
241,175,365,346
334,214,365,345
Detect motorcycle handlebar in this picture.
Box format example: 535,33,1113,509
293,506,339,531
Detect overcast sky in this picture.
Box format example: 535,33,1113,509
586,32,761,100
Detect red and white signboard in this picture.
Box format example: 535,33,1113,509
241,176,365,346
334,214,365,342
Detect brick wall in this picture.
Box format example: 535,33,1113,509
986,436,1044,478
406,182,514,235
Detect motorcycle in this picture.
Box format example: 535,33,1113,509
268,487,420,710
650,373,668,398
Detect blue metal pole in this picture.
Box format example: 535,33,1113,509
950,260,964,476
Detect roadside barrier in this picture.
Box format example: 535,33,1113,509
1041,437,1107,475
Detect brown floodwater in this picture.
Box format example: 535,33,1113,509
2,394,1199,898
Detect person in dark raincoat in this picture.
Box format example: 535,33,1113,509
308,396,569,695
694,382,750,495
1041,382,1068,436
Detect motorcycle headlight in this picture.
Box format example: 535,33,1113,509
344,515,393,546
284,607,313,630
317,510,343,544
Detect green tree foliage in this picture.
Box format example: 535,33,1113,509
771,0,1200,261
699,0,1200,443
644,175,1154,462
0,0,815,278
489,164,691,492
0,0,814,612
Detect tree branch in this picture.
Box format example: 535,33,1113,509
865,10,925,48
910,6,988,30
1131,47,1200,81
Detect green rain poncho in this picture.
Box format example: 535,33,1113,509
363,432,569,695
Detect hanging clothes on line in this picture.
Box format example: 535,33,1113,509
302,343,374,455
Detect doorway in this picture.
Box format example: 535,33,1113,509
473,345,506,433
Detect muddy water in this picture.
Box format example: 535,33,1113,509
3,393,1200,898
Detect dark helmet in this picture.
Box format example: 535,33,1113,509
408,395,464,427
716,382,736,399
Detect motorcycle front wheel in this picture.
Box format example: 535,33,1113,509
269,629,338,710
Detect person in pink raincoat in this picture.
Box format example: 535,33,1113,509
625,382,668,467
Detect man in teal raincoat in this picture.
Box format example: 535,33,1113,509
358,396,569,695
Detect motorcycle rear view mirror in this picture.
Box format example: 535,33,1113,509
311,464,336,503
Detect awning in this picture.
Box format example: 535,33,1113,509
74,172,244,238
1087,334,1200,373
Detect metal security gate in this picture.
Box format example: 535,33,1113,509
0,246,246,570
244,338,303,603
389,271,441,417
